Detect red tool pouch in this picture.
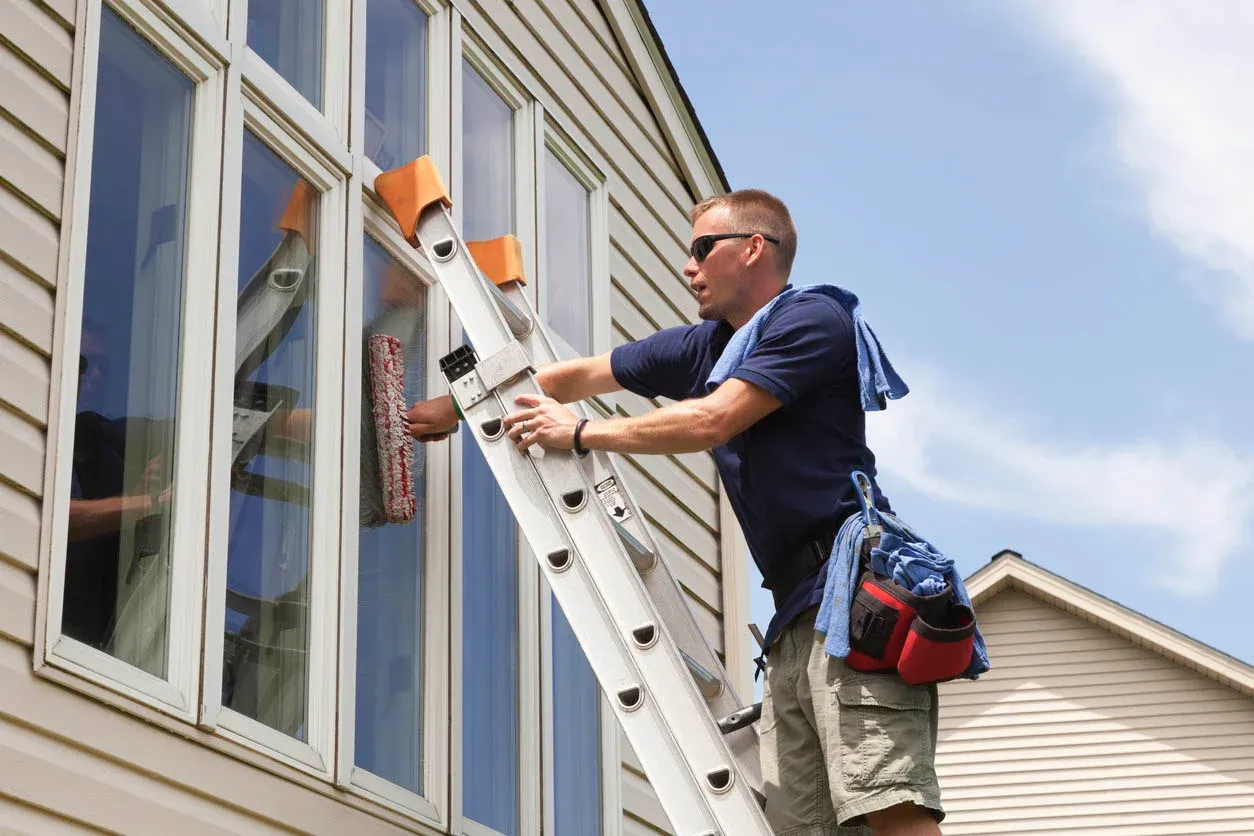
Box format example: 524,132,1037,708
845,570,976,684
845,572,919,672
897,600,976,685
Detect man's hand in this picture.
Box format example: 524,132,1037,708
404,394,459,441
502,394,579,454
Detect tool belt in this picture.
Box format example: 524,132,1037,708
767,528,838,612
845,568,976,685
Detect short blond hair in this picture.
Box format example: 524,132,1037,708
690,189,797,276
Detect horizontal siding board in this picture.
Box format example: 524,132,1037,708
0,182,60,284
0,558,35,645
0,795,105,835
621,768,672,834
565,0,637,86
0,0,74,88
0,404,45,496
0,112,63,217
37,0,76,31
611,217,693,326
610,387,716,489
0,328,51,424
935,591,1254,835
0,42,68,153
0,256,55,352
0,482,40,569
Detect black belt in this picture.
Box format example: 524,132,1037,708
767,528,838,612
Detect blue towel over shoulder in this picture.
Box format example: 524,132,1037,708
706,283,908,410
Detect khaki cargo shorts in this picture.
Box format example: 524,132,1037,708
760,607,944,834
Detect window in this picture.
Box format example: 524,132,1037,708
220,132,320,742
247,0,325,108
44,0,223,720
364,0,429,171
45,3,617,833
537,121,611,836
353,233,428,794
459,54,524,836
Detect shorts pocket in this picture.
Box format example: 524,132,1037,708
833,672,931,791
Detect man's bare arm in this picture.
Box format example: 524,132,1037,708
503,378,782,456
535,352,618,404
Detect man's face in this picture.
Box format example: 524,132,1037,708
77,330,109,403
683,206,751,322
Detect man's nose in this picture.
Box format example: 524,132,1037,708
682,257,698,279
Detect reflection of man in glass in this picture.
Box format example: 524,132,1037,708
63,318,171,653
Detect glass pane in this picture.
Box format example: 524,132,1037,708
461,57,519,836
552,601,602,835
355,236,427,793
543,149,592,356
221,133,319,741
247,0,324,109
365,0,427,171
61,6,193,680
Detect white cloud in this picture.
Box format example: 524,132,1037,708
866,370,1254,596
1022,0,1254,338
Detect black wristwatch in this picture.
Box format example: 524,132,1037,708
573,418,590,457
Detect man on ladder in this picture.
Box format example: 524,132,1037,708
406,189,946,835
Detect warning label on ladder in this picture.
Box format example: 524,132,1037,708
595,476,633,522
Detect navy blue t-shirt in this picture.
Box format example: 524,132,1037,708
610,287,891,650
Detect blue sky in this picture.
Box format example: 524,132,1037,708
646,1,1254,672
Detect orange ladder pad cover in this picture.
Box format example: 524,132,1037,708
373,156,452,243
277,180,316,239
468,235,527,287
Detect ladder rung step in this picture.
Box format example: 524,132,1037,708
717,703,762,735
679,648,724,702
612,518,657,574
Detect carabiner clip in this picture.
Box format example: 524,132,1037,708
850,470,882,560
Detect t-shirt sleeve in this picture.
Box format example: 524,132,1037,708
610,324,705,401
727,296,855,406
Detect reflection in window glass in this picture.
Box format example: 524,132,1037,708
552,602,602,835
247,0,324,108
365,0,427,171
543,147,592,356
221,133,319,741
460,58,519,836
62,6,193,680
355,236,426,793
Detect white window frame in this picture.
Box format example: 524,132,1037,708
334,194,451,828
534,107,611,362
449,25,542,836
37,0,226,725
232,0,352,171
534,107,619,836
199,87,348,779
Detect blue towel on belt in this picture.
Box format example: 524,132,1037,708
816,510,990,680
706,283,908,410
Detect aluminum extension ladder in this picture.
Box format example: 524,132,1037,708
375,157,774,836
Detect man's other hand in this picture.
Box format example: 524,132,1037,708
404,394,459,441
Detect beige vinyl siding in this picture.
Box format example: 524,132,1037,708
936,590,1254,834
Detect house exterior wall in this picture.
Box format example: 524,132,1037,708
936,590,1254,834
0,0,726,833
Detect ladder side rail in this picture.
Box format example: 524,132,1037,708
494,280,765,794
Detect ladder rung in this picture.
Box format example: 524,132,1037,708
717,703,761,735
612,518,657,574
680,648,724,702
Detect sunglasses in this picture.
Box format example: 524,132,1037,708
690,232,781,263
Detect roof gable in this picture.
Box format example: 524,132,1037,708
968,552,1254,699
